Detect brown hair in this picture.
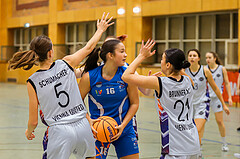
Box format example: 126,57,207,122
8,35,52,70
207,51,222,65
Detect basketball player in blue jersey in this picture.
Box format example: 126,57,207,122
185,49,230,150
79,39,139,159
205,51,232,151
75,35,159,142
122,40,201,159
8,12,114,159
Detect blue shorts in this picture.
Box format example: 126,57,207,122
95,127,139,159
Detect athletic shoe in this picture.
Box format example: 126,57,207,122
222,144,229,152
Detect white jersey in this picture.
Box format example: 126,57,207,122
185,65,209,104
154,75,200,156
28,60,87,126
207,65,223,98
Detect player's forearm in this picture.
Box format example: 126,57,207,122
122,104,139,128
213,87,226,107
27,120,38,133
122,55,145,83
225,83,232,100
84,29,104,53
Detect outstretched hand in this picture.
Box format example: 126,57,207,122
139,39,156,58
148,70,163,77
97,12,114,32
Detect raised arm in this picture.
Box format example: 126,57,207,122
138,70,163,96
222,67,232,106
63,12,114,68
205,67,230,115
122,39,159,92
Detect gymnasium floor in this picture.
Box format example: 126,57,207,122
0,83,239,159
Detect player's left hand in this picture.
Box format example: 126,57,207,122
110,124,124,142
25,129,35,140
223,105,230,115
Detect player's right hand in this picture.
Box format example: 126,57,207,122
90,118,100,138
25,129,35,140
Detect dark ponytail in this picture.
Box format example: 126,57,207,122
181,60,191,69
82,48,101,74
165,48,190,71
83,39,121,73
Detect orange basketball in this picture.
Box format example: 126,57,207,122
93,116,118,143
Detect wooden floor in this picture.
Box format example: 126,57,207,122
0,83,239,159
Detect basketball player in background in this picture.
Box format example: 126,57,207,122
122,40,201,159
205,51,232,151
79,39,139,159
8,12,113,159
185,49,230,151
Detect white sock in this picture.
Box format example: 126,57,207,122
222,137,227,145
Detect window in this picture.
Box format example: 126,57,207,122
14,26,48,51
199,15,212,39
216,14,230,39
184,16,196,39
151,11,238,68
66,20,116,55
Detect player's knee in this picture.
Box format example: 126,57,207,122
216,119,223,126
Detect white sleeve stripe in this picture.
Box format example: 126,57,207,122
89,94,104,116
118,95,128,123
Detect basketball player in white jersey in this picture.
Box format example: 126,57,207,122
185,49,230,151
205,51,232,151
122,40,201,159
8,12,113,159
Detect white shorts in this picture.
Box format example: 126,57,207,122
47,118,96,159
193,101,210,120
160,154,201,159
209,97,223,113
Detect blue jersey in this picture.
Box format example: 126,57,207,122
88,65,133,134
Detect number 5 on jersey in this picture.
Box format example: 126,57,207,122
54,83,70,108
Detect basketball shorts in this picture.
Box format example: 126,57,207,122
193,100,210,121
132,115,138,140
209,97,223,113
43,118,96,159
95,127,139,159
160,154,201,159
